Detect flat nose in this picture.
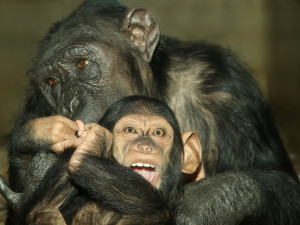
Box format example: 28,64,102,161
138,143,151,152
68,97,80,113
64,86,80,110
57,91,80,117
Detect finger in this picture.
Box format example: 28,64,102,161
76,120,85,136
55,116,78,131
84,123,100,130
64,118,79,131
51,138,84,153
80,130,88,138
64,121,85,140
63,129,80,141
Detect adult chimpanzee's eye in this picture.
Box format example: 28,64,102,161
124,127,136,134
153,128,164,137
47,77,58,86
76,59,89,69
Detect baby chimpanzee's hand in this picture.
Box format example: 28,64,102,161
69,123,113,173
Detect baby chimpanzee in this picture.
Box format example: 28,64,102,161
1,96,204,225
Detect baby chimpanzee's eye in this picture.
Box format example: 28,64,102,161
124,127,137,134
153,128,164,137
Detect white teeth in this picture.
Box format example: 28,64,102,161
131,162,155,168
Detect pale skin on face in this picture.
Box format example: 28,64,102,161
112,114,174,188
62,115,204,188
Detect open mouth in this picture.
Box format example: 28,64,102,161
131,162,157,183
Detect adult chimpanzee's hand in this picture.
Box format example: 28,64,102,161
26,115,79,154
50,119,84,154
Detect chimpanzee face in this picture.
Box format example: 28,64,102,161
33,40,137,124
29,10,157,124
28,5,161,125
112,114,174,188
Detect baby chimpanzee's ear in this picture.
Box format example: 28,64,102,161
181,131,205,180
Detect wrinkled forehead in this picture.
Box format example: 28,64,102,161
114,114,173,130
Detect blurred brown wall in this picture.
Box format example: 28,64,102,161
0,1,299,222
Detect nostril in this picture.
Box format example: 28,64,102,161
70,97,80,113
138,144,151,151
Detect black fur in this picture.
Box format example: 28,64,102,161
18,96,183,224
2,0,300,224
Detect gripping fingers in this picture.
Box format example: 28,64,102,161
51,138,85,154
75,120,85,137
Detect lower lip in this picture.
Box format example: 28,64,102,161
131,166,157,183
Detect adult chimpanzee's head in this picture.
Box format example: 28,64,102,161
29,1,160,123
99,96,204,204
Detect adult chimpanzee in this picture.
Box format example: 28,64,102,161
5,0,300,224
1,96,203,224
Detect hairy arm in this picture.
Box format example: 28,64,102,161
175,170,300,225
69,156,168,219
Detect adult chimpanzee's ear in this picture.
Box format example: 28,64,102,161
181,131,205,180
122,8,160,62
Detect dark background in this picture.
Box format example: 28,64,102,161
0,0,299,223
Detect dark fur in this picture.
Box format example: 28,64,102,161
21,154,170,225
16,96,182,224
2,0,300,224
